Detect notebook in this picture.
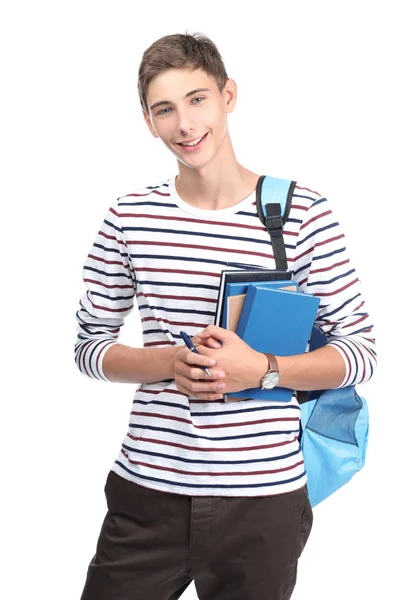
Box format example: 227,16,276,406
214,268,293,328
225,284,320,402
225,281,298,333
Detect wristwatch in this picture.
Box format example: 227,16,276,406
260,353,280,390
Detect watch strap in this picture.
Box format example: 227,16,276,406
263,352,279,374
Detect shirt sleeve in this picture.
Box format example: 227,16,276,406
292,195,377,387
74,199,136,381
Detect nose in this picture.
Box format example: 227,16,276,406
176,107,195,135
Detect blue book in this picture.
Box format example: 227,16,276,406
225,284,320,402
214,269,292,328
224,280,298,329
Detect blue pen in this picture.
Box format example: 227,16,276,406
179,331,211,377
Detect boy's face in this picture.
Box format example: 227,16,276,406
143,68,236,169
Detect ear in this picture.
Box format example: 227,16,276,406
143,111,159,138
223,78,237,114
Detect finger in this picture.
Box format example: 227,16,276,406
189,344,220,361
180,363,225,381
195,333,223,349
179,374,226,395
189,366,225,381
199,324,230,342
183,350,216,370
193,330,221,345
191,333,212,346
197,338,222,349
177,381,225,402
192,332,222,349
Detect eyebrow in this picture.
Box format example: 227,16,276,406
149,88,211,112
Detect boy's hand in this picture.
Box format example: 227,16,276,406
192,325,267,394
174,344,227,401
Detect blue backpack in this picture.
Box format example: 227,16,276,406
256,175,369,507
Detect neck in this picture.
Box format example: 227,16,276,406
175,134,260,210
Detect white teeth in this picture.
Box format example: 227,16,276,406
181,134,205,147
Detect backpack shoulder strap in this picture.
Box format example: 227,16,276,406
256,175,309,402
256,175,296,271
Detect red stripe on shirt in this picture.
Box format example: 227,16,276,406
317,278,358,297
135,267,221,277
127,240,279,261
127,432,297,452
315,233,345,248
130,410,299,429
137,292,217,303
301,210,332,231
342,313,369,329
124,190,171,197
120,448,303,477
309,259,350,274
295,185,321,195
140,316,210,328
84,278,133,289
88,253,129,268
87,292,133,313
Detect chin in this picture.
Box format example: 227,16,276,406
178,155,215,170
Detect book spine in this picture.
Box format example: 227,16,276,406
235,285,257,338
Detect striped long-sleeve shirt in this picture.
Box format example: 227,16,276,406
75,175,376,496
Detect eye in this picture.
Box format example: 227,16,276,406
192,96,204,104
157,107,172,116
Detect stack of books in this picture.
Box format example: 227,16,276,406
214,269,320,402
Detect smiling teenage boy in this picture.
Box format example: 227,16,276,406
76,32,376,600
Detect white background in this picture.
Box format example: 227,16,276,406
1,1,398,598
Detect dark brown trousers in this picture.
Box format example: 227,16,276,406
80,470,313,600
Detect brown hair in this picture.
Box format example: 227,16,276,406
138,32,229,114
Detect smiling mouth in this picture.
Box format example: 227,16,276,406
177,133,208,147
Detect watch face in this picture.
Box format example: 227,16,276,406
261,372,280,390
